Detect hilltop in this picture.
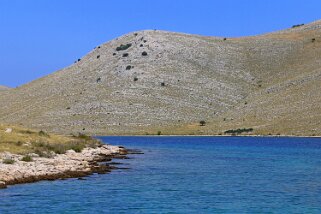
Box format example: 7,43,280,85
0,21,320,136
0,85,10,91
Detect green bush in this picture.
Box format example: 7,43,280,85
21,155,33,162
199,120,206,126
224,128,254,135
39,130,50,137
3,158,15,164
292,24,304,28
116,43,132,51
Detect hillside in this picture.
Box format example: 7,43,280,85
0,85,10,91
0,21,320,136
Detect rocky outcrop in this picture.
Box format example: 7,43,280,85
0,144,128,188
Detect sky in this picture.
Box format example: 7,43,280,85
0,0,321,87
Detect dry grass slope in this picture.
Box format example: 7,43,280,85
0,21,320,136
0,124,100,155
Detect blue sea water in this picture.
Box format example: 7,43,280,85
1,136,321,213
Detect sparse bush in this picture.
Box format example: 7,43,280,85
122,53,129,57
126,65,132,70
224,128,254,135
39,130,50,137
3,158,15,164
292,24,304,28
200,120,206,126
21,155,33,162
142,51,148,56
116,43,132,51
15,141,23,146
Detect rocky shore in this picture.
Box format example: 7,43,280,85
0,144,129,189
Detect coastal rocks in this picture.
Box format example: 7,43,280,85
0,181,6,189
4,128,12,133
0,144,128,188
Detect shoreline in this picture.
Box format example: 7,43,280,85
0,144,130,189
98,134,321,138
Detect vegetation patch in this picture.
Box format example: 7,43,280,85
224,128,254,135
3,158,15,164
21,155,33,162
0,124,101,156
199,120,206,126
292,24,304,28
116,43,132,51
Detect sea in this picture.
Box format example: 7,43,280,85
1,136,321,213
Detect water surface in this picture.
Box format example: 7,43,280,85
1,137,321,213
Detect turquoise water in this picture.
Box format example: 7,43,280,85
1,137,321,213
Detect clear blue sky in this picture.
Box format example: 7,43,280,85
1,0,320,87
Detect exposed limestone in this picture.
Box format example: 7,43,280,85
0,144,127,188
0,20,320,136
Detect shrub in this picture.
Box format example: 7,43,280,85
312,38,316,42
126,65,132,70
97,46,101,49
113,53,116,56
78,59,81,62
96,77,101,83
161,82,165,86
224,128,254,135
122,53,129,57
116,43,132,51
39,130,50,137
15,141,23,146
140,44,143,47
200,120,206,126
21,155,33,162
97,55,100,59
3,159,15,164
134,77,138,81
143,40,147,43
292,24,304,28
142,51,148,56
223,38,227,41
157,131,162,135
134,33,138,36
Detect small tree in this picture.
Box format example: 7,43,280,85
200,120,206,126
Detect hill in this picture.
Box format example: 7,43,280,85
0,85,10,91
0,21,320,136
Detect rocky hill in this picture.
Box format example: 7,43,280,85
0,85,10,91
0,20,320,136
